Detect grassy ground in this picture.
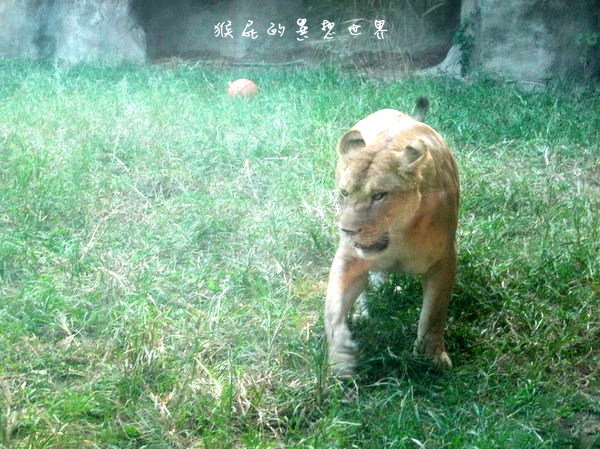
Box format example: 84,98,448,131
0,60,598,449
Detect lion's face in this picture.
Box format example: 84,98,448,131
335,131,428,258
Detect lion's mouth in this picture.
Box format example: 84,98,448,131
352,234,390,253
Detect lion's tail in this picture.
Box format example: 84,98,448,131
412,96,429,122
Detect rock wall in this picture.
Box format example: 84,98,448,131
0,0,145,63
297,0,461,70
133,0,306,60
0,0,38,58
131,0,461,75
49,0,145,63
0,0,598,82
432,0,600,82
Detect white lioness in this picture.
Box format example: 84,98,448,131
325,97,460,377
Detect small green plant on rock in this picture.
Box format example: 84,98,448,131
453,15,476,76
576,31,600,81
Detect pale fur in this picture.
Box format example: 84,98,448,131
325,99,460,377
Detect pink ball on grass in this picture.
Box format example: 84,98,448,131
227,78,258,98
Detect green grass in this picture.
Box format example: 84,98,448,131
0,59,598,449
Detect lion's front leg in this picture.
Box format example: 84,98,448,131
352,271,387,321
415,246,456,369
325,251,369,377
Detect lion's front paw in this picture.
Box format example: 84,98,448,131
431,350,452,370
414,338,452,370
329,340,358,378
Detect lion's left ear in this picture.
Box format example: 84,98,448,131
397,138,428,174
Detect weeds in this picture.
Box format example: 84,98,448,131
0,60,598,448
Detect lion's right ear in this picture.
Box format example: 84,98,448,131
337,130,366,159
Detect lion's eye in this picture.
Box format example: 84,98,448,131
340,190,349,197
372,192,387,201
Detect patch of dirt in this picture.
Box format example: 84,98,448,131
557,412,600,449
582,165,600,188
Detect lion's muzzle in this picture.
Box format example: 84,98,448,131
351,233,390,253
339,219,390,253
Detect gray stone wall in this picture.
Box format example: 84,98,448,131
0,0,38,58
134,0,306,60
0,0,145,63
432,0,600,82
0,0,598,82
132,0,461,72
50,0,145,63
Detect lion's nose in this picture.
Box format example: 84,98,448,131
340,226,361,236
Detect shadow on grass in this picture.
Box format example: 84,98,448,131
349,248,508,383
